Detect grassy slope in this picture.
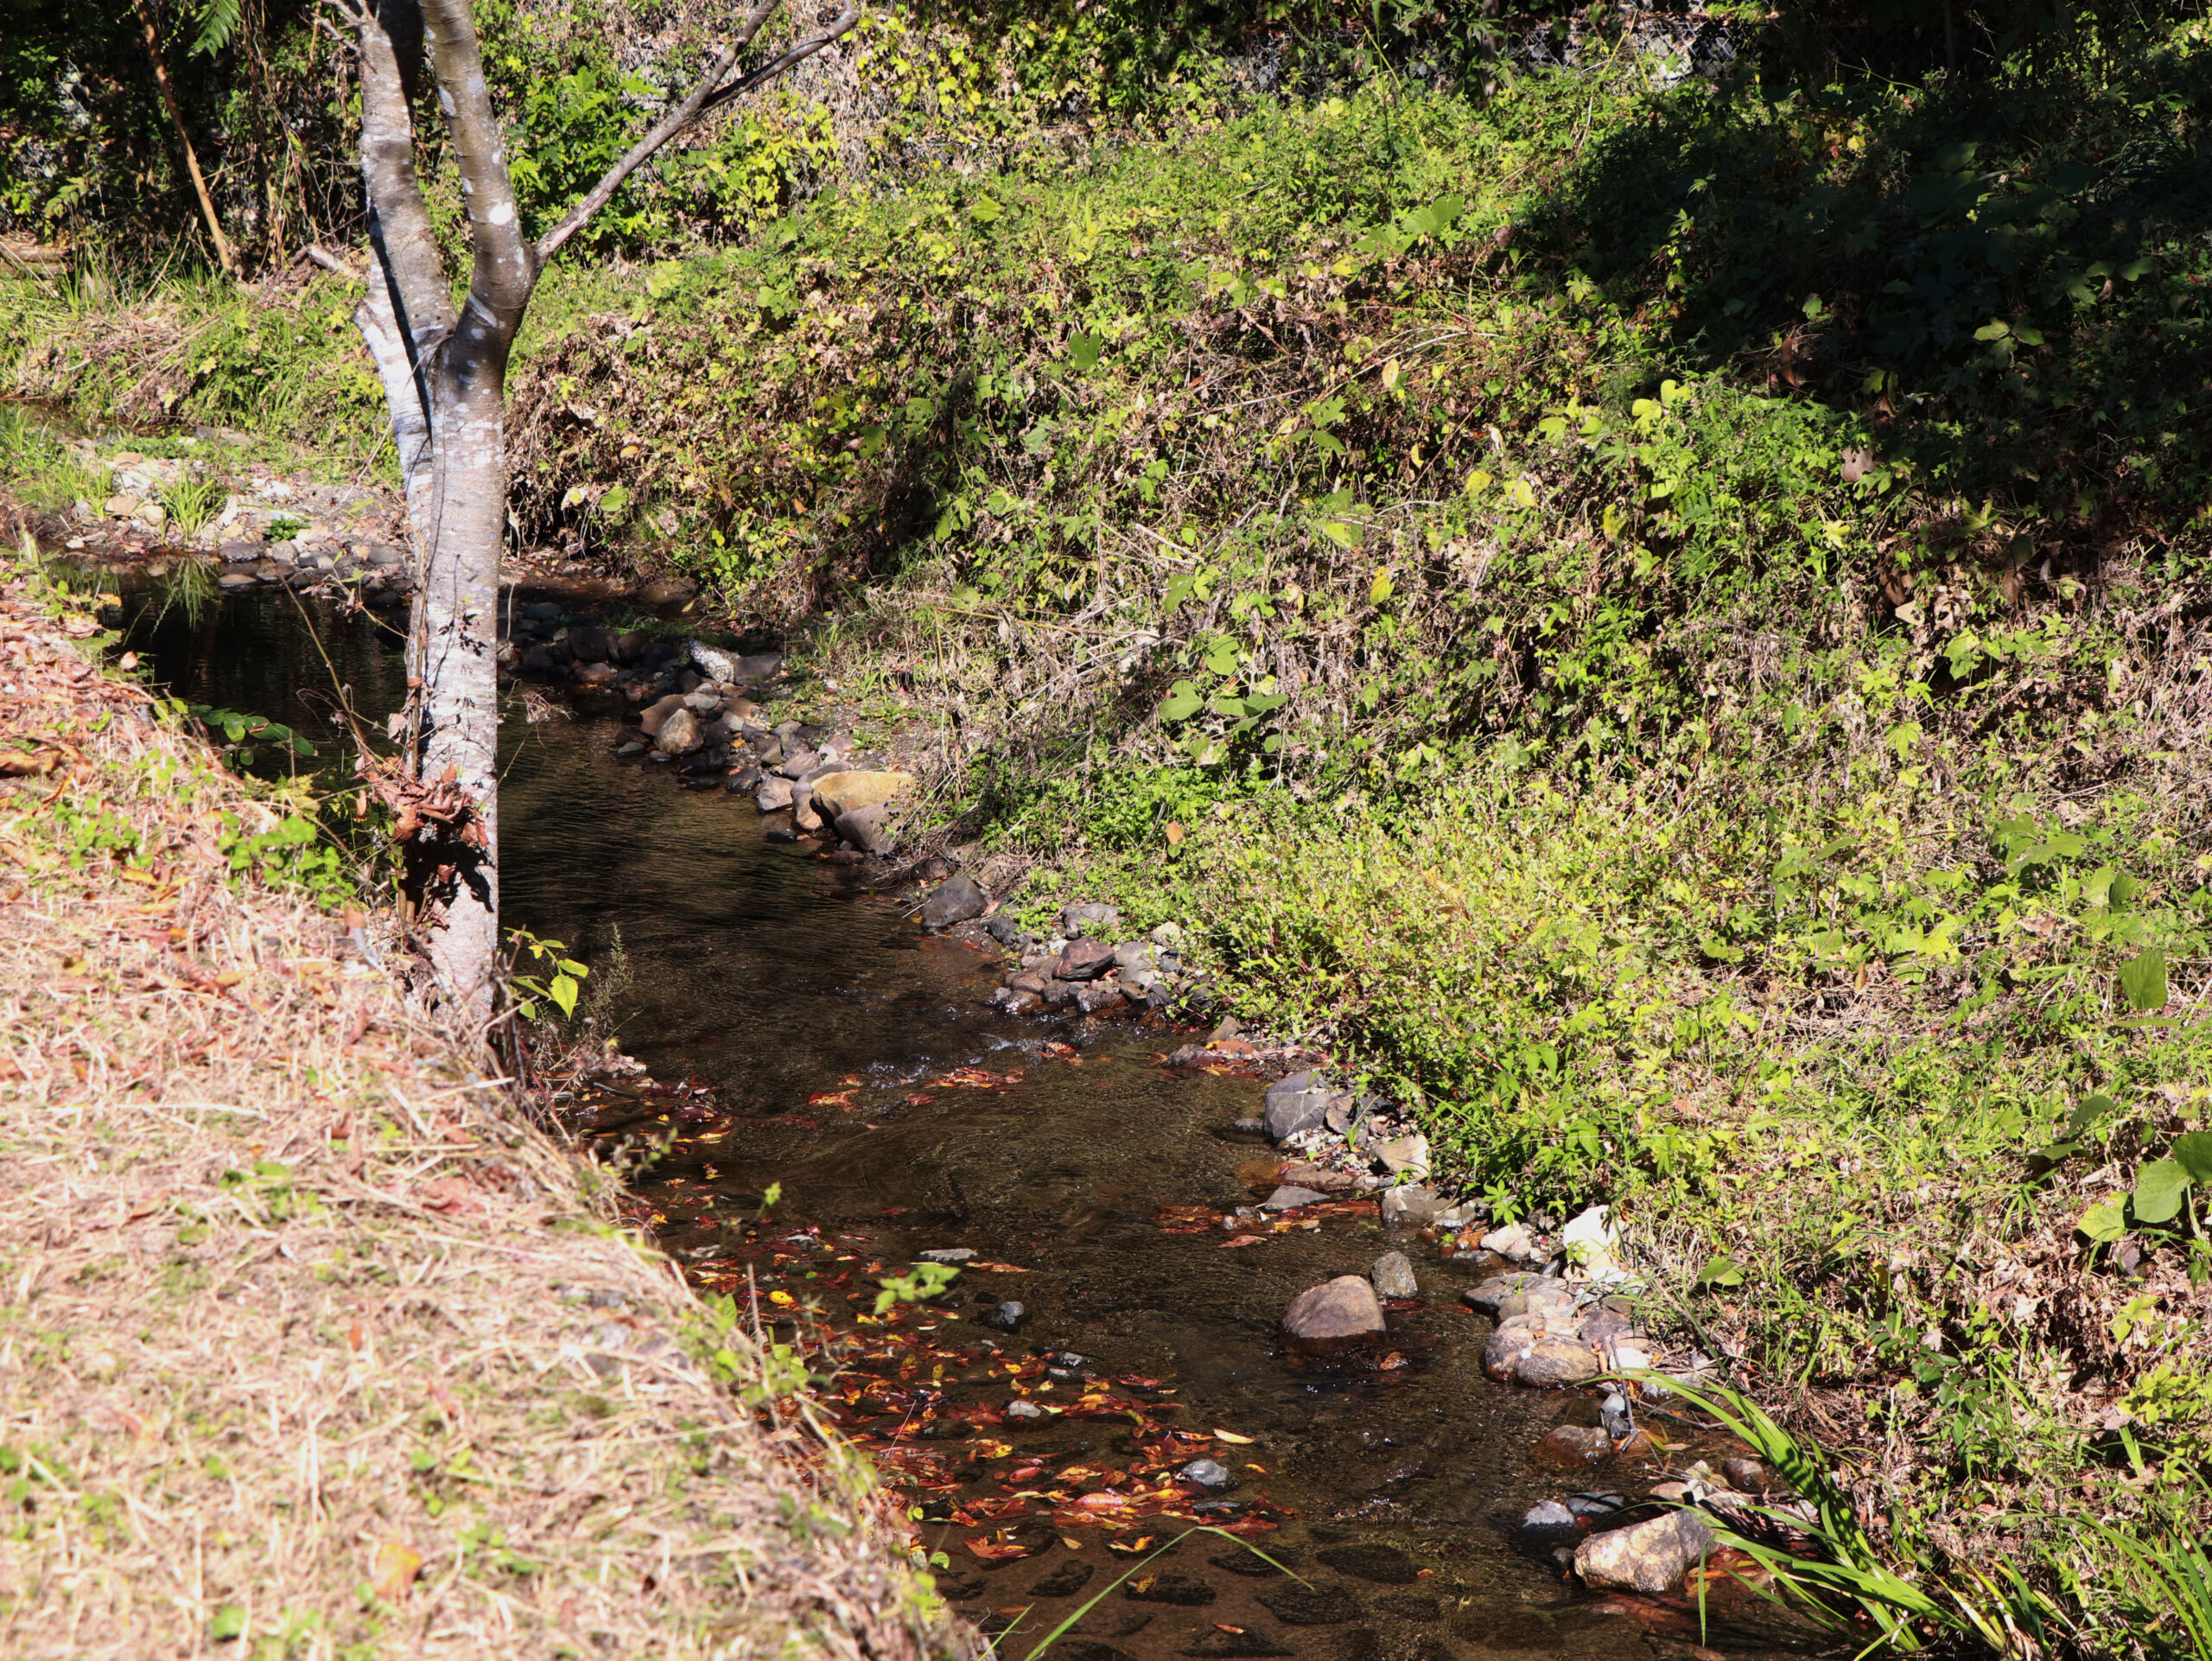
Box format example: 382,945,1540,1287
10,22,2212,1648
0,547,952,1659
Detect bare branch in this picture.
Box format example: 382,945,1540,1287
302,244,365,283
533,0,861,266
699,3,861,118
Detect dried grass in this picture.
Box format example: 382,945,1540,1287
0,552,965,1659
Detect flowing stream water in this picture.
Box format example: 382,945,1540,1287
105,573,1813,1661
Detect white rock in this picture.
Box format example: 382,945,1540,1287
1560,1205,1634,1286
1373,1133,1430,1178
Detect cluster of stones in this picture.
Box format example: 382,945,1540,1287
984,902,1205,1019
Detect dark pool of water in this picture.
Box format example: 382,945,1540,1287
105,572,1813,1661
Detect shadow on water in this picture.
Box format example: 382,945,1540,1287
105,576,1818,1661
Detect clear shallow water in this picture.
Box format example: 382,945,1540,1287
110,575,1812,1661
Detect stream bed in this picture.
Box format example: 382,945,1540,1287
105,572,1815,1661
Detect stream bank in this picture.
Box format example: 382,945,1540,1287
86,557,1820,1661
0,545,949,1661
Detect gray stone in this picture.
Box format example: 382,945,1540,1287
654,707,702,755
1074,981,1128,1015
1281,1275,1385,1350
836,804,894,855
776,748,821,780
1179,1458,1234,1490
1060,901,1122,938
1380,1183,1441,1224
1573,1509,1713,1595
1370,1251,1419,1300
1261,1186,1328,1212
1053,939,1116,981
1006,1400,1046,1422
1113,940,1159,977
918,1248,975,1263
1461,1273,1547,1317
1263,1070,1331,1142
982,1301,1027,1333
688,640,735,680
755,776,794,812
922,875,988,931
1519,1500,1580,1544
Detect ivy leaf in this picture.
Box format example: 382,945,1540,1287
1068,332,1103,372
2130,1159,2190,1225
2118,949,2169,1012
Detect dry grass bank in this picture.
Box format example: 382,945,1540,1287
0,539,959,1658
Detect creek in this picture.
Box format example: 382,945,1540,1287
105,570,1808,1661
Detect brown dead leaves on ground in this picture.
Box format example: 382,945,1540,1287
0,556,966,1661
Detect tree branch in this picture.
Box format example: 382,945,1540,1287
420,0,535,341
533,0,861,266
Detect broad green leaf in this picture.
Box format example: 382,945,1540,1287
1370,570,1394,605
2118,949,2168,1012
2076,1200,2126,1244
2172,1132,2212,1187
2066,1093,2119,1136
1068,332,1102,372
600,483,631,516
2131,1159,2190,1225
1694,1255,1745,1289
967,196,1001,224
1973,320,2010,341
1159,681,1203,722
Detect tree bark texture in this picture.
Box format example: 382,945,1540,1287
336,0,861,1020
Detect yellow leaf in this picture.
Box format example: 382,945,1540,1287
1212,1429,1255,1444
1380,358,1402,392
371,1540,423,1601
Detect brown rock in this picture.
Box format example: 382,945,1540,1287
811,769,913,819
572,661,617,689
1054,939,1116,981
1530,1426,1612,1473
639,693,686,737
1514,1338,1602,1388
1282,1276,1386,1352
755,776,794,812
1074,980,1127,1015
1572,1510,1713,1594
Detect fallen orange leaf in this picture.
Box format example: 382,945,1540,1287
371,1540,423,1601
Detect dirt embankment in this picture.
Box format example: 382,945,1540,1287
0,545,963,1658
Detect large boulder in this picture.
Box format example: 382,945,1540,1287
1281,1275,1386,1353
811,770,913,820
1573,1510,1713,1595
1264,1071,1331,1142
922,875,988,930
